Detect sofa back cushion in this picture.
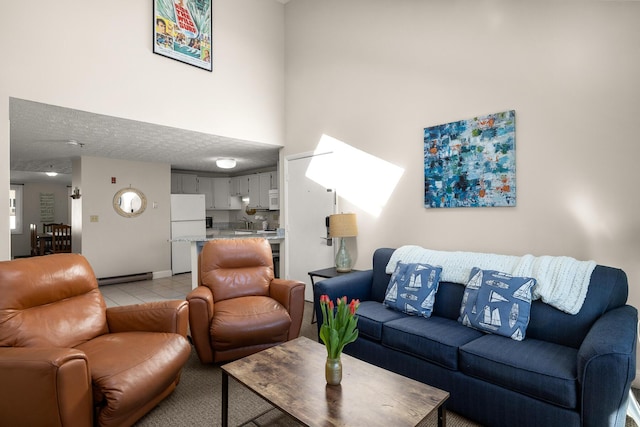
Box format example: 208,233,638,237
199,238,274,302
371,248,629,348
0,254,108,348
526,265,628,348
371,248,397,302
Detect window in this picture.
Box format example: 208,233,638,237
10,185,23,234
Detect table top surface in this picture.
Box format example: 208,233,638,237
221,337,449,427
308,267,361,278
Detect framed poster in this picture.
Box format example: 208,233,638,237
424,110,516,208
154,0,213,71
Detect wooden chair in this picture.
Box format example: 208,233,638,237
51,224,72,253
42,223,60,233
29,224,41,256
42,223,61,253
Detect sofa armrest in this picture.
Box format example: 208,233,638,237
313,270,374,326
0,347,93,427
270,278,306,340
106,300,189,337
186,286,215,363
577,304,637,427
313,270,373,302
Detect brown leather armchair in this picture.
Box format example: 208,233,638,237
0,254,191,427
187,238,305,363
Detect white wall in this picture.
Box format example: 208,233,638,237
283,0,640,309
78,156,171,279
0,0,285,259
11,182,70,257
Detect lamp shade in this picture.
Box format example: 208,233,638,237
329,213,358,238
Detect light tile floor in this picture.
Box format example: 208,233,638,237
99,273,193,307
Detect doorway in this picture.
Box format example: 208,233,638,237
284,152,336,301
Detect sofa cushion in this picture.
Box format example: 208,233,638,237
384,262,442,317
459,268,535,341
382,315,484,370
459,334,578,409
210,296,291,350
355,301,406,341
76,331,191,426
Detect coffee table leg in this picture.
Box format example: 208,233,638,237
222,371,229,427
438,403,446,427
308,275,317,324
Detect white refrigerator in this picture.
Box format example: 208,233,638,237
171,194,206,274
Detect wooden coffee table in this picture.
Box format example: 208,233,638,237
221,336,449,427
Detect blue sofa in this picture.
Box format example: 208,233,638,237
313,248,637,427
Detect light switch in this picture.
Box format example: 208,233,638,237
90,215,99,222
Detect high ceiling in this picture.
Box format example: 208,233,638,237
9,98,281,184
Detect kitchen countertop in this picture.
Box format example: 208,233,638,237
170,229,283,242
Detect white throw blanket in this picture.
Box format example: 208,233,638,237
385,246,597,315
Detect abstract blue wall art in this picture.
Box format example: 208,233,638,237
424,110,516,208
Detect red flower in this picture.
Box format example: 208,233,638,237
349,299,360,315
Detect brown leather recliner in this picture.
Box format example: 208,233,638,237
0,254,191,427
187,238,305,363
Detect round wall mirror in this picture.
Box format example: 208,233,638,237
113,187,147,218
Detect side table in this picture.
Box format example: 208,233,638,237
308,267,360,324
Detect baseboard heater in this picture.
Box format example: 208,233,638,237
98,272,152,286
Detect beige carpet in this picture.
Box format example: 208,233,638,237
134,302,638,426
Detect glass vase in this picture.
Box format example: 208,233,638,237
325,356,342,386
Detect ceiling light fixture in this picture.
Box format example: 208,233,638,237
216,158,236,169
45,165,58,177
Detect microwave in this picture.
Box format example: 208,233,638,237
268,190,279,210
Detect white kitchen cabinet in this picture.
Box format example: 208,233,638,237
197,177,215,209
199,177,241,210
213,178,242,210
171,173,198,194
213,178,231,209
248,175,260,208
231,176,250,197
247,172,274,209
268,171,278,190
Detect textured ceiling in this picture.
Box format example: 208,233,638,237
9,98,281,184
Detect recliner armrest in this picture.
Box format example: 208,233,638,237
577,304,637,427
270,278,305,311
0,347,93,427
106,300,189,337
270,278,306,340
186,285,216,363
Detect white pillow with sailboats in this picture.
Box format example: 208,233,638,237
459,268,536,341
384,262,442,318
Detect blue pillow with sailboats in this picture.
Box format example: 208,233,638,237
384,262,442,318
459,268,536,341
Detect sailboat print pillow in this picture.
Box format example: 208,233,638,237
459,268,536,341
384,262,443,318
